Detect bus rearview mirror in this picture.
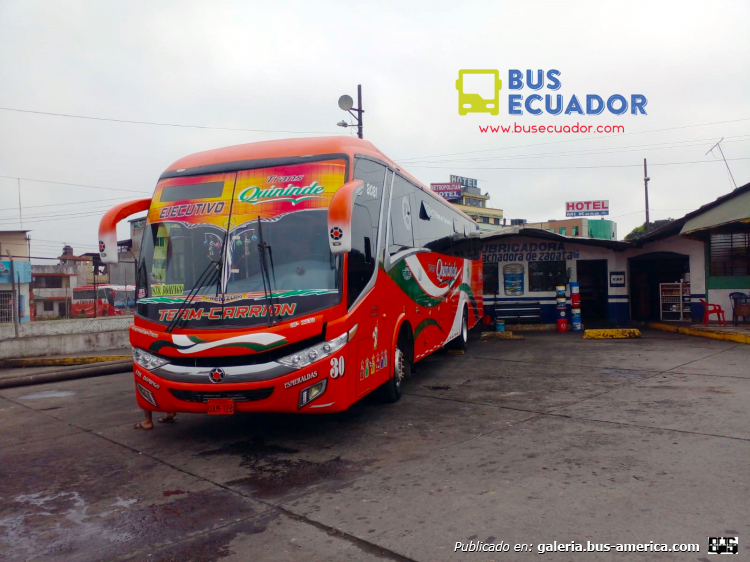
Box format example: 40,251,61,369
98,198,152,264
328,179,364,255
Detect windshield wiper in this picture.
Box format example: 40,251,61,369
165,259,222,333
256,215,278,327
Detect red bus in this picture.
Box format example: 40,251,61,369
72,285,122,317
99,137,482,415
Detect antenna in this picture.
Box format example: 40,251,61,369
705,137,737,189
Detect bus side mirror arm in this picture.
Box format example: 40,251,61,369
98,198,152,264
328,179,364,255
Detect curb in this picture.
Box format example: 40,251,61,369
648,322,750,344
583,328,641,339
0,360,133,390
0,356,130,369
481,331,525,340
503,324,556,332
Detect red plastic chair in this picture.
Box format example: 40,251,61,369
700,299,726,326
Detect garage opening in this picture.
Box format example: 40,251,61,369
629,252,690,321
576,259,608,322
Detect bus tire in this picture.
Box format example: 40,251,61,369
377,329,410,403
449,305,469,351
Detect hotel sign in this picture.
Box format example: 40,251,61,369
431,182,462,200
566,200,609,217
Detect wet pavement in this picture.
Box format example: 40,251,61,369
0,330,748,561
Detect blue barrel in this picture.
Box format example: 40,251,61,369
557,305,567,319
556,297,567,306
570,282,580,295
503,264,525,296
495,320,505,332
556,285,567,298
571,308,582,331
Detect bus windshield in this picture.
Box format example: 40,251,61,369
136,158,346,328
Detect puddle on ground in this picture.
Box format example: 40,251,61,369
198,436,370,499
19,390,75,400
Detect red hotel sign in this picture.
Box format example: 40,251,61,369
565,200,609,217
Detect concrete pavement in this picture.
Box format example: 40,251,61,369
0,330,748,561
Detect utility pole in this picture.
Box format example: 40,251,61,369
643,158,650,234
705,138,737,189
357,84,363,140
337,85,364,139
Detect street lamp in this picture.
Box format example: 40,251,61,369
337,84,364,139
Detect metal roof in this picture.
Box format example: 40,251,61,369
480,227,631,250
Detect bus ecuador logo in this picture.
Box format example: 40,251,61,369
237,182,325,205
208,368,225,383
457,69,502,116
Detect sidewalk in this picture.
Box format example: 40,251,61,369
648,322,750,344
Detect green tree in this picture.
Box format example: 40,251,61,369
624,219,674,241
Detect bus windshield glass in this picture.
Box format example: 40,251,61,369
136,159,347,328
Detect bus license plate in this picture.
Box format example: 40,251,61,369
207,399,234,415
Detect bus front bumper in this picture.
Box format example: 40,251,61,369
132,352,349,414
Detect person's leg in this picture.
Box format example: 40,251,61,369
134,409,154,430
158,412,177,423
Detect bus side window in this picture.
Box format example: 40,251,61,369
348,158,386,307
389,175,415,254
414,194,452,255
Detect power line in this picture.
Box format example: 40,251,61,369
0,107,336,135
0,175,151,194
396,116,750,162
405,156,750,171
0,204,120,222
0,210,111,225
404,135,750,164
0,195,137,212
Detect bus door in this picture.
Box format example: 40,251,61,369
348,159,391,398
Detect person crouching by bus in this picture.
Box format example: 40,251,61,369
134,410,176,430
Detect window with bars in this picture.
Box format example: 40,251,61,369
710,232,750,276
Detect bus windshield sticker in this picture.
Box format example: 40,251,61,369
151,284,184,296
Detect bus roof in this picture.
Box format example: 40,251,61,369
163,136,477,225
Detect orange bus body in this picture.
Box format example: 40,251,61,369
101,137,482,415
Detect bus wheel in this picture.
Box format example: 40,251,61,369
378,333,410,403
449,306,468,351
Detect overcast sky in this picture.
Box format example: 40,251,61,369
1,0,748,257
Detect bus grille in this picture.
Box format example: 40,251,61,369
170,388,274,403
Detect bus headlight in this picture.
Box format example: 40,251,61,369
132,347,169,371
278,333,348,369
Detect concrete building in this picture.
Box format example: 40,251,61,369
31,262,86,319
0,230,32,324
519,217,617,240
440,185,505,232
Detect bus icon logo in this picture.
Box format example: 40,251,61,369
456,69,502,116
